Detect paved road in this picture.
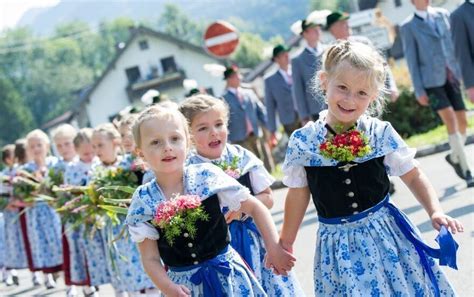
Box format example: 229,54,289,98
1,145,473,296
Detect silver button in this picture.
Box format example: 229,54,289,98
193,261,199,265
191,253,196,258
351,202,358,208
353,211,359,214
347,192,355,197
188,242,193,248
183,233,189,238
344,178,351,185
343,167,350,172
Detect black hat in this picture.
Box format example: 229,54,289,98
272,44,289,60
223,65,239,80
326,11,350,30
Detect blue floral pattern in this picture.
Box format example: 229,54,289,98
283,116,405,168
126,163,266,295
22,158,63,270
186,144,305,296
314,207,456,296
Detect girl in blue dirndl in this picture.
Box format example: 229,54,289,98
126,104,295,296
180,95,304,296
280,40,462,296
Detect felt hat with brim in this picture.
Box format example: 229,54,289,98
272,44,289,60
326,11,350,30
223,65,239,80
290,9,331,35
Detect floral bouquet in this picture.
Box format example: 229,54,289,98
151,194,209,246
11,169,42,203
320,128,371,163
214,156,241,179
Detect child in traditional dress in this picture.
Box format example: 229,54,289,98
91,123,157,297
52,124,78,163
1,145,15,283
280,40,463,296
2,140,29,286
64,128,101,297
179,95,304,296
126,105,295,296
22,129,63,289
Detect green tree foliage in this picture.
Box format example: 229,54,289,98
158,4,205,46
231,32,268,68
0,76,34,146
310,0,355,12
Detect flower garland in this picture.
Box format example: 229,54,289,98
152,194,209,246
320,127,371,163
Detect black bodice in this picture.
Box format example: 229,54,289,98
304,156,390,218
155,194,230,267
236,172,255,195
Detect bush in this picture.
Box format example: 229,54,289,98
382,86,441,139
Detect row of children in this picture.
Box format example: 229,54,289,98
1,40,464,296
0,119,160,297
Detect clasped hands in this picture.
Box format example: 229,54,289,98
264,239,296,276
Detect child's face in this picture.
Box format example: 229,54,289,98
3,155,14,167
77,142,95,164
190,108,228,160
322,63,377,126
27,137,48,162
54,135,76,162
137,116,187,176
91,133,117,164
118,124,136,154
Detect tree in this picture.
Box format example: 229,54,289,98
158,4,204,45
310,0,354,12
0,76,34,146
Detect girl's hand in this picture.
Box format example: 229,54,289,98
163,283,191,297
431,211,464,234
225,211,242,224
279,238,293,254
265,243,296,275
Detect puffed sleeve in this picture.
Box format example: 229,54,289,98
282,164,308,188
384,146,419,176
217,186,251,212
249,166,275,194
129,222,160,243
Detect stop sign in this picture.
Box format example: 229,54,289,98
204,21,239,58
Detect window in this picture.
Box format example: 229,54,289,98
161,56,177,74
394,0,402,7
125,66,141,84
139,40,149,50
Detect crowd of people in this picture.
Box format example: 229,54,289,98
0,1,473,296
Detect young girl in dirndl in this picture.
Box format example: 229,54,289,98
280,40,462,296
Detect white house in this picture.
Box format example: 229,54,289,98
44,26,226,129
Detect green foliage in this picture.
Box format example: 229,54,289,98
309,0,355,12
231,32,268,68
158,4,205,45
0,76,34,146
382,87,442,139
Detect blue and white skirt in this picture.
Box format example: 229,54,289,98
63,223,88,285
168,246,267,296
104,222,154,292
80,227,111,286
3,209,27,269
25,202,63,270
314,197,457,297
229,219,305,296
0,212,4,267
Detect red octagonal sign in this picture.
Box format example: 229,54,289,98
204,21,239,58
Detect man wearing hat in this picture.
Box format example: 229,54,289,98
291,10,330,125
264,44,300,143
451,0,474,103
400,0,473,187
222,65,268,159
326,10,399,102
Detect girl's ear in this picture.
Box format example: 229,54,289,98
319,72,328,92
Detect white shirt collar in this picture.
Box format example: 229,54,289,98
415,6,434,19
227,87,238,95
278,68,291,77
305,41,323,55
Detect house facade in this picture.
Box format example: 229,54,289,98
76,26,225,127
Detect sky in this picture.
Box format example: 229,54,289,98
0,0,60,31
